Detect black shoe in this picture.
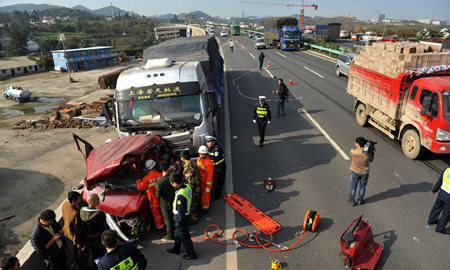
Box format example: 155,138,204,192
437,230,450,235
183,255,198,260
166,249,180,255
198,209,208,218
358,200,365,205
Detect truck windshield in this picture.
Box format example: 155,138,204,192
283,31,300,39
118,94,202,128
442,92,450,122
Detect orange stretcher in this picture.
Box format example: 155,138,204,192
224,193,281,234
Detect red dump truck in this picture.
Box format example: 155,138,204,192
347,64,450,159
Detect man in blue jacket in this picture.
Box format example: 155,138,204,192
30,209,67,270
427,168,450,234
98,230,147,270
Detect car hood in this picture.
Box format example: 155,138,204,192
73,133,164,189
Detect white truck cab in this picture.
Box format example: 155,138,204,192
114,58,218,153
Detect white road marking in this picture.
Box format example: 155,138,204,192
220,38,238,270
264,68,275,78
304,50,336,63
276,52,286,58
249,53,255,58
303,66,324,78
302,109,350,160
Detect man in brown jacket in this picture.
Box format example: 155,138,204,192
62,191,89,270
347,137,374,206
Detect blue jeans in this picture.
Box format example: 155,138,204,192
277,99,286,116
349,171,369,205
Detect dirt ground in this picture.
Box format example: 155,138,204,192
0,62,137,261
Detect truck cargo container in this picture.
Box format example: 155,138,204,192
314,23,341,42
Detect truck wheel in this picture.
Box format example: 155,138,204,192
402,129,425,159
355,103,369,127
213,115,219,137
336,67,341,77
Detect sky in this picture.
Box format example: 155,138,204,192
1,0,449,21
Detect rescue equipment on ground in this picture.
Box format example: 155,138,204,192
189,193,320,252
303,210,320,232
224,193,281,234
271,259,282,269
339,215,383,270
264,176,275,193
362,141,377,158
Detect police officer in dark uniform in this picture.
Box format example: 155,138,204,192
98,230,147,270
427,168,450,234
166,172,198,260
253,96,271,147
206,135,226,200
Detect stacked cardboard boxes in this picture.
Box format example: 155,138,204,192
353,42,450,78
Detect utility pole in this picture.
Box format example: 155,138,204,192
59,34,74,83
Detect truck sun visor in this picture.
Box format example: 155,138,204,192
115,81,201,101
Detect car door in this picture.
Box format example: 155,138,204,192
417,88,440,141
341,55,351,75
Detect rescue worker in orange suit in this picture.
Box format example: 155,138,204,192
197,145,214,217
253,96,271,147
427,168,450,234
206,135,226,200
136,159,165,235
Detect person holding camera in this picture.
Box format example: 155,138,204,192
347,137,374,206
253,96,271,147
274,78,288,117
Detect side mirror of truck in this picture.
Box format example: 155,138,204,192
420,108,430,116
207,90,219,113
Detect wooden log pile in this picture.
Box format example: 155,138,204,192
353,42,450,78
12,97,111,130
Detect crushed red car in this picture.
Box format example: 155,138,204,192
73,133,172,239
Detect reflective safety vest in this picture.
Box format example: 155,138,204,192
173,185,192,215
109,256,138,270
442,168,450,194
256,106,268,118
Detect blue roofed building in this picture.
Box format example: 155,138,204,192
51,46,119,72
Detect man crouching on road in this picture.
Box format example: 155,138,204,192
98,230,147,270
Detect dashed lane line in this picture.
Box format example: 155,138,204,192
249,53,255,58
302,109,350,160
303,66,324,78
276,52,286,58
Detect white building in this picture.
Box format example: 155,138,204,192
0,57,45,80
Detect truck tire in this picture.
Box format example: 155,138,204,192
336,67,341,77
402,129,425,159
355,103,369,127
213,115,219,137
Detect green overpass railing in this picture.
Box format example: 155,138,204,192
302,42,343,56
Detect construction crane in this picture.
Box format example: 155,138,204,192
346,12,356,31
242,1,318,29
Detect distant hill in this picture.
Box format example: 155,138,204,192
153,10,213,20
0,3,139,17
0,3,63,12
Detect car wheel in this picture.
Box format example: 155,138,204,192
135,218,151,238
336,67,341,77
402,129,425,159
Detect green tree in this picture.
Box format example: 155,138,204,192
30,10,40,21
6,30,28,56
67,36,82,49
123,13,131,20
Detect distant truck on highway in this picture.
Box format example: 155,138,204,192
263,17,301,50
108,36,223,154
314,23,341,42
3,85,31,102
347,62,450,159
